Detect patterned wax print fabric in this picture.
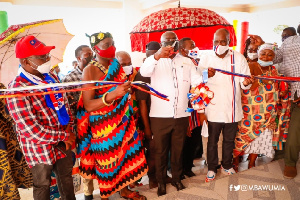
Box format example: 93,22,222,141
233,66,291,158
244,128,275,158
0,83,32,200
77,59,148,198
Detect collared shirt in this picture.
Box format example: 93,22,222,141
140,54,203,118
198,50,251,123
274,35,300,100
62,66,83,119
6,73,72,168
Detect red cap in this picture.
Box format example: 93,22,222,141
15,35,55,59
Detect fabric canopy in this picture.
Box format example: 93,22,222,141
130,7,237,52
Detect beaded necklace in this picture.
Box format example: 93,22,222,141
90,60,108,74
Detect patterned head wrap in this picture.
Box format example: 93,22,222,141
86,32,113,48
258,43,277,54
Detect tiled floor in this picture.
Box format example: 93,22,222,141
19,156,300,200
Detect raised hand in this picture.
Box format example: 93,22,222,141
208,67,216,78
248,34,265,46
154,46,173,60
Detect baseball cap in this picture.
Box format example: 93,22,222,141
15,35,55,59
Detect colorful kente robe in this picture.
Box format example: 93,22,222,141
233,66,291,158
77,59,148,198
0,83,32,200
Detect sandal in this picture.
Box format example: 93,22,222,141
232,164,239,173
129,182,143,189
120,190,147,200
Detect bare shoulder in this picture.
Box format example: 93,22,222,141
82,63,105,81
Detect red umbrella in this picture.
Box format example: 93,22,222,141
130,7,237,52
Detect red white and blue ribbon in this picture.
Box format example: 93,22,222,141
214,68,300,82
0,80,169,101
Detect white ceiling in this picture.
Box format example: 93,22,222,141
1,0,300,12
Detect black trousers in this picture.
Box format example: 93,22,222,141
31,149,75,200
183,126,202,172
145,137,156,181
207,121,238,173
151,117,189,183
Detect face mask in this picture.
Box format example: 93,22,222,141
122,65,133,76
247,53,258,60
258,59,273,67
162,41,179,52
29,60,52,74
83,56,93,67
95,45,116,59
213,45,229,55
282,36,290,42
187,47,200,59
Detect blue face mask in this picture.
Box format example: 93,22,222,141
258,59,273,67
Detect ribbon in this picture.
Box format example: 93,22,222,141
202,69,208,83
215,68,300,82
0,81,169,101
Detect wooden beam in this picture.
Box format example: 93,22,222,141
249,0,300,12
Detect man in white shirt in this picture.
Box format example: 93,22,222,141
198,28,254,182
140,31,204,196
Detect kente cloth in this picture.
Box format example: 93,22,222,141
233,66,291,158
77,59,148,198
0,83,32,200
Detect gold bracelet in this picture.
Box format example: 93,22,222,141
102,92,114,106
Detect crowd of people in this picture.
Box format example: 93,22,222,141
1,25,300,200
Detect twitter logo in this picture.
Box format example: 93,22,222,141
229,184,241,191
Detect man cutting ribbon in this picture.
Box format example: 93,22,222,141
198,28,254,182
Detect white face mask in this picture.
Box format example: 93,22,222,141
188,47,200,59
213,45,229,55
122,65,133,76
248,53,258,60
258,59,273,67
29,60,52,74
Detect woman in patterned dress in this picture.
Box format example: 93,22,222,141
233,43,290,172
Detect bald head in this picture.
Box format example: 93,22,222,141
213,28,230,47
116,51,132,66
160,31,178,43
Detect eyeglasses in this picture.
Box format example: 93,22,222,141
29,54,51,61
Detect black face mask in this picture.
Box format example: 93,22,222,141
282,35,290,42
162,41,179,52
83,56,93,67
